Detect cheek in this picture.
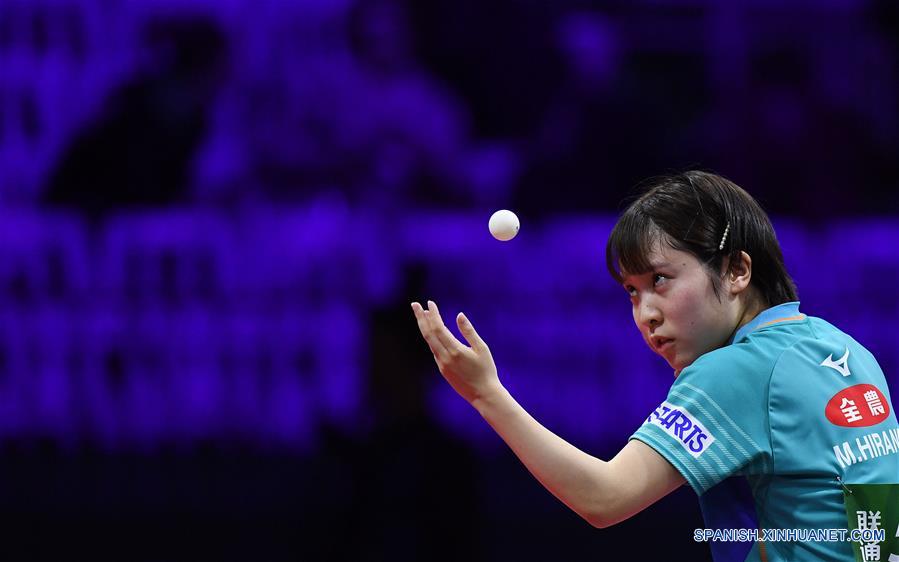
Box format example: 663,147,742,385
681,296,729,350
667,288,702,325
667,287,717,346
681,279,718,319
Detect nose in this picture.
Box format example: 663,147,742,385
636,298,662,330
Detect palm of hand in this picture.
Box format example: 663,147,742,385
411,300,501,404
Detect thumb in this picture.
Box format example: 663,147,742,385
457,312,487,352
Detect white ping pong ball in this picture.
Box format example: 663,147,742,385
488,209,520,241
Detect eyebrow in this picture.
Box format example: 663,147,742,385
620,260,673,284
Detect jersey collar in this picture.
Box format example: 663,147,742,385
729,301,803,345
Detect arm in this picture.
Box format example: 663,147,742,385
474,387,684,527
411,300,685,528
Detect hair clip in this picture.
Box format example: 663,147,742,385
718,222,730,251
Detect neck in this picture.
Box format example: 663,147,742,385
732,295,768,338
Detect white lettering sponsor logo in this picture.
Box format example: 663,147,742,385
833,427,899,468
646,401,715,458
865,390,886,417
841,398,864,423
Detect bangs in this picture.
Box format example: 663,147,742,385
605,211,668,283
604,169,798,304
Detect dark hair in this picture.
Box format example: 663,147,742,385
605,170,798,306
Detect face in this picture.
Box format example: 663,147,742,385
620,242,741,376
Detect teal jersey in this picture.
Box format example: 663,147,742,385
631,302,899,561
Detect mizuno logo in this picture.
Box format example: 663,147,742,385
821,347,851,377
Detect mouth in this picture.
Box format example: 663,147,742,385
652,337,674,352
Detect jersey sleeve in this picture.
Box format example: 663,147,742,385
629,345,775,495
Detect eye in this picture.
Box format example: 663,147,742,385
653,274,668,286
625,285,637,297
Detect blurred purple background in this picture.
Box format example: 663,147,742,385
1,0,898,560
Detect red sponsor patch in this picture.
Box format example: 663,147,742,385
825,384,890,427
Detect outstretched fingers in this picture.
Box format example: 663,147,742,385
411,301,449,359
413,301,497,404
426,300,468,358
456,312,488,353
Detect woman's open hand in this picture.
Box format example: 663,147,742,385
411,300,502,405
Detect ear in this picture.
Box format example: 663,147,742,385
727,251,753,295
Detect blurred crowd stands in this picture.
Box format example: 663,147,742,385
0,3,897,555
0,0,897,214
0,205,895,456
0,0,897,440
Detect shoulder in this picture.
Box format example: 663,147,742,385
767,314,882,377
682,313,848,383
768,315,888,395
678,333,785,389
670,320,814,411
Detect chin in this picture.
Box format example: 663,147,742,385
653,347,692,374
669,355,695,374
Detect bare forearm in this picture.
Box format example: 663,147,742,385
472,385,617,526
411,301,683,526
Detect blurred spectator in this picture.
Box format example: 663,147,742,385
723,46,895,217
42,15,228,222
750,49,815,193
408,0,561,140
315,264,483,560
214,0,519,210
511,12,672,217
